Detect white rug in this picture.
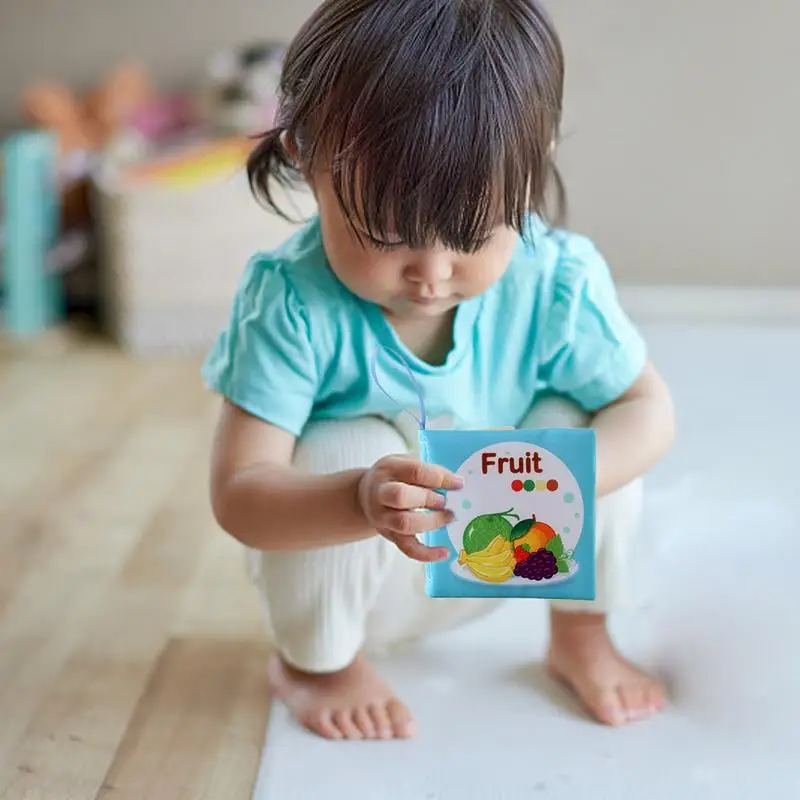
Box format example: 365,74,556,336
254,326,800,800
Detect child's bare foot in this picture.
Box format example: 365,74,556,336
546,610,667,726
267,652,415,741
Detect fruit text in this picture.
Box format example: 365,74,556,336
481,451,544,476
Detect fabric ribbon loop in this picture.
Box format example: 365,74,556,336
370,346,427,430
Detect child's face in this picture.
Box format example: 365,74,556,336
312,172,520,320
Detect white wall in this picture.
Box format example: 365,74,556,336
2,0,797,286
552,0,799,286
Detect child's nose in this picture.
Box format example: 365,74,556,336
406,254,453,285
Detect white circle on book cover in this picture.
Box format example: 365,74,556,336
446,441,585,586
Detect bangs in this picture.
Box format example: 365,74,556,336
249,0,565,252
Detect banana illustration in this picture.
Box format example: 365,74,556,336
458,535,515,583
483,536,512,557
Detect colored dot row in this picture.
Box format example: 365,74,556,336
511,479,559,493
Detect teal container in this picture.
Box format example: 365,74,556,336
2,130,63,337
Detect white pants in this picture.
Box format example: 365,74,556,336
249,396,643,673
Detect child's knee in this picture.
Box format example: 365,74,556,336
598,477,644,537
293,416,409,475
256,536,397,672
522,395,644,539
522,394,591,430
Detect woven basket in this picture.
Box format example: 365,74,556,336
92,165,316,355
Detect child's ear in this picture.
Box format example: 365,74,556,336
280,131,299,164
281,130,315,186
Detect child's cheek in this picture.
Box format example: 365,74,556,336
363,254,405,288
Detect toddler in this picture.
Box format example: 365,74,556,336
204,0,676,741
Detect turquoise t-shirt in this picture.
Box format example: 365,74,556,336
201,215,646,438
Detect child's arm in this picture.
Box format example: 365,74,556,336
209,401,459,560
591,360,675,496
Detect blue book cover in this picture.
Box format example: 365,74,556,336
420,428,596,600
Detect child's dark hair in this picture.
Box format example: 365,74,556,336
248,0,565,253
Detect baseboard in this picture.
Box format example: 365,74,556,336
618,285,800,325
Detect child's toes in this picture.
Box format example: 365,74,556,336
647,680,668,712
306,709,342,740
332,709,362,740
592,688,626,726
353,707,377,739
387,698,415,738
618,684,652,722
368,704,393,739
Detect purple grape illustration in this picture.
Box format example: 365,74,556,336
513,548,559,581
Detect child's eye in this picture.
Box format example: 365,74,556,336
371,240,404,253
362,233,405,252
351,226,405,252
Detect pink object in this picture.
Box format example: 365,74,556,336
128,96,194,141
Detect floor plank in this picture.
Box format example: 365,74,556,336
98,638,270,800
0,336,268,800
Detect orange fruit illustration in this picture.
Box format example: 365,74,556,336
515,521,557,552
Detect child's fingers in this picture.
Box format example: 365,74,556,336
381,508,453,537
389,534,449,563
378,481,446,511
390,458,463,491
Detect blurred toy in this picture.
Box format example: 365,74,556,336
128,95,195,143
1,63,179,332
82,62,157,144
20,63,158,228
21,83,97,230
118,136,253,189
203,41,285,134
20,62,203,221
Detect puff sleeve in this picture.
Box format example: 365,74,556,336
202,254,319,436
537,234,647,411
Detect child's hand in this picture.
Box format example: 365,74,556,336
358,455,462,562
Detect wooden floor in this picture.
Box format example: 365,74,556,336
0,329,270,799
